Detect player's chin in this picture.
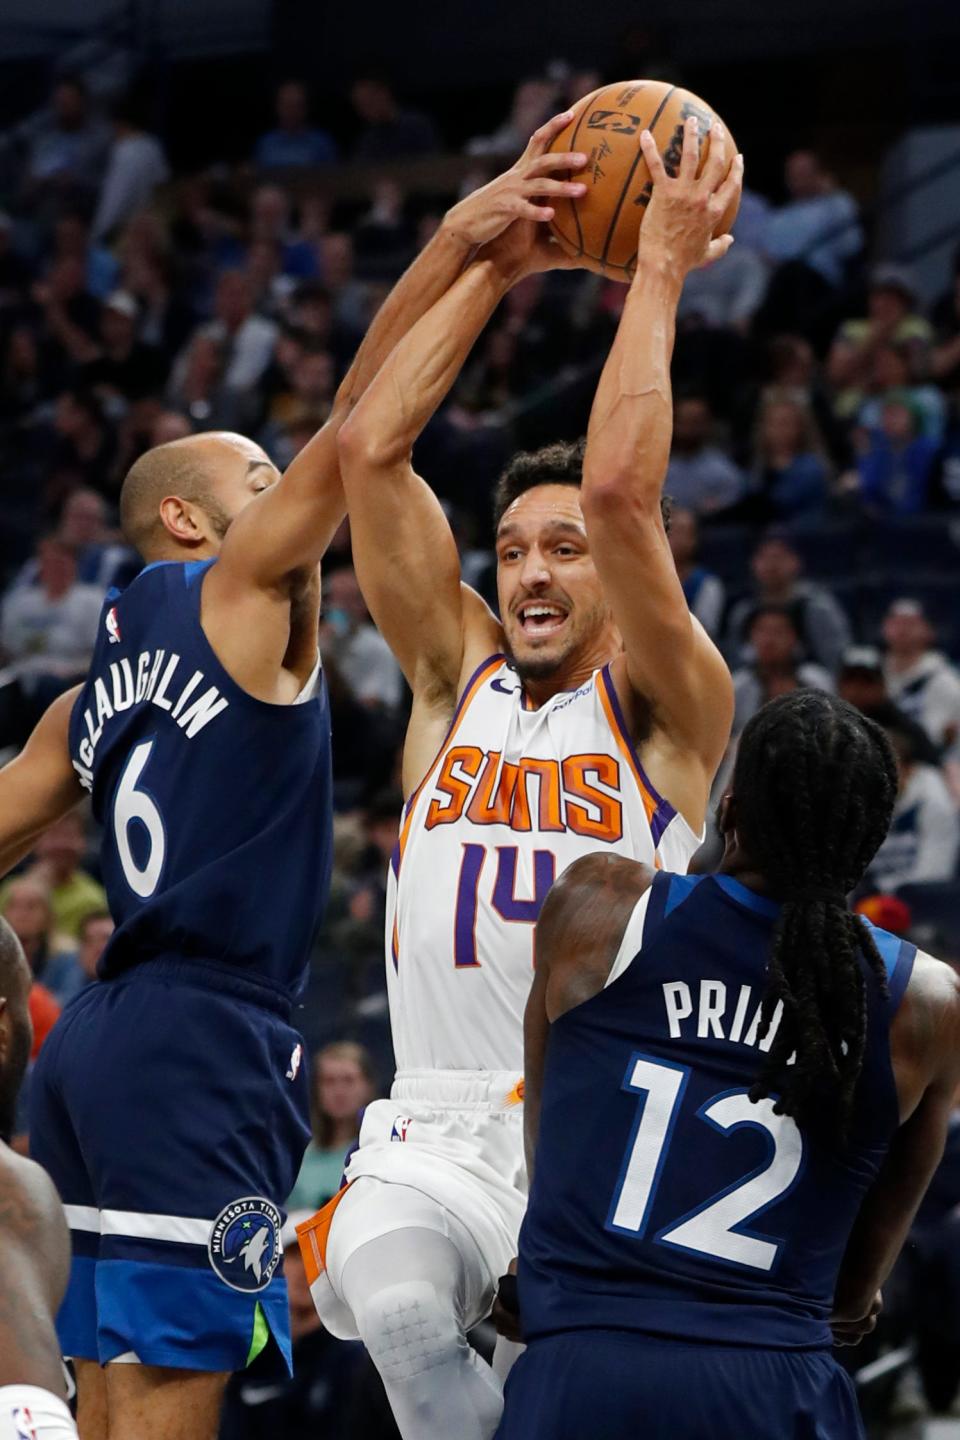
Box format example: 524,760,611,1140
508,629,573,680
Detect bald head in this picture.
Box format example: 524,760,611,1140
119,432,278,559
0,919,29,1005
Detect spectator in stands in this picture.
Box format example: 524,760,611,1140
0,212,34,309
828,266,933,419
81,289,167,402
47,386,117,501
188,269,278,390
664,394,745,516
29,812,106,939
31,255,102,378
0,875,76,1005
748,396,830,521
867,719,960,892
288,1042,377,1211
466,78,555,157
731,604,833,733
249,184,319,279
91,95,170,243
677,224,768,335
48,211,119,301
55,486,136,590
757,150,861,342
883,599,960,754
855,396,941,517
349,74,440,161
668,506,726,639
166,331,256,433
725,532,853,673
322,565,403,710
0,324,46,418
857,341,946,443
253,80,338,170
48,909,112,1006
0,535,103,746
21,77,109,208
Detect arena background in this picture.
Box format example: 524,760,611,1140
0,1,959,1434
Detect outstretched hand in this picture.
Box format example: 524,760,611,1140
638,117,743,276
443,111,587,266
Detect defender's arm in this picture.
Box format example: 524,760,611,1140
337,117,586,704
581,120,741,793
832,954,960,1334
0,689,84,878
0,1153,72,1394
524,856,653,1180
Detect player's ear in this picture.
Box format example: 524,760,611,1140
158,495,208,545
716,791,735,837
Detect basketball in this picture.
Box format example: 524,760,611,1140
545,80,740,282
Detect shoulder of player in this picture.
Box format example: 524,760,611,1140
896,949,960,1088
0,1147,69,1255
538,855,655,1021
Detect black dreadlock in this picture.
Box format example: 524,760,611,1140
732,691,899,1137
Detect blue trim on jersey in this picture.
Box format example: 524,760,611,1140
652,1088,808,1277
664,873,703,918
184,558,215,586
713,875,781,919
861,921,916,1011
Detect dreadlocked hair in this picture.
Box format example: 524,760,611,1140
733,691,899,1139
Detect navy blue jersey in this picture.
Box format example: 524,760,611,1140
68,559,332,1001
519,872,916,1349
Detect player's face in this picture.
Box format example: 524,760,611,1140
202,435,281,542
496,485,610,683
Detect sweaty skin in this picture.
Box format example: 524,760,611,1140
0,1143,71,1394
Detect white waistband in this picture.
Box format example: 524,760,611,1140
392,1068,524,1110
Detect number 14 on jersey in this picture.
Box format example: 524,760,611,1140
454,843,555,968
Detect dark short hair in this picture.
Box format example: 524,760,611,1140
747,602,799,636
78,910,112,942
492,438,671,534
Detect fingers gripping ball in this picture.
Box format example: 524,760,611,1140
545,79,739,281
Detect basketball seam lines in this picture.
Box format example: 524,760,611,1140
599,85,676,269
565,88,600,258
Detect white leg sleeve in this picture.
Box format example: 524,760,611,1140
339,1227,504,1440
0,1386,78,1440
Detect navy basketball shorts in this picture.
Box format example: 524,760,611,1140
29,959,311,1374
495,1331,865,1440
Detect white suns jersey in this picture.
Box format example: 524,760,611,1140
385,654,702,1074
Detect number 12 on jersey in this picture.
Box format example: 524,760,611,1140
453,843,555,967
608,1052,803,1272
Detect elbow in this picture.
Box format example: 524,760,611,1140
581,470,655,526
336,409,408,481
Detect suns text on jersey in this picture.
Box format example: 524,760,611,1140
72,649,229,790
424,746,624,842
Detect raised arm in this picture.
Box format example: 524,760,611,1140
0,688,84,878
337,118,587,713
581,119,742,809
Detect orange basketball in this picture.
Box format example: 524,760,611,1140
546,80,739,282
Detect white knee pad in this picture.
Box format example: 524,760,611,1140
0,1385,78,1440
356,1280,462,1384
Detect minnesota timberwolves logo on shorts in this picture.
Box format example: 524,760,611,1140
208,1197,282,1293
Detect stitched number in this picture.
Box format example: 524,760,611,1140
609,1055,803,1273
114,740,166,898
453,845,556,967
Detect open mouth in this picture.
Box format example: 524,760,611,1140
517,602,568,637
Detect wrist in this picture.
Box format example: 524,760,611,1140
438,209,479,253
632,246,686,295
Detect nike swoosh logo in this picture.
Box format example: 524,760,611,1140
491,678,520,695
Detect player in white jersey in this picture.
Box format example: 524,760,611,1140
299,116,742,1439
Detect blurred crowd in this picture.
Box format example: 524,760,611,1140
0,57,959,1438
